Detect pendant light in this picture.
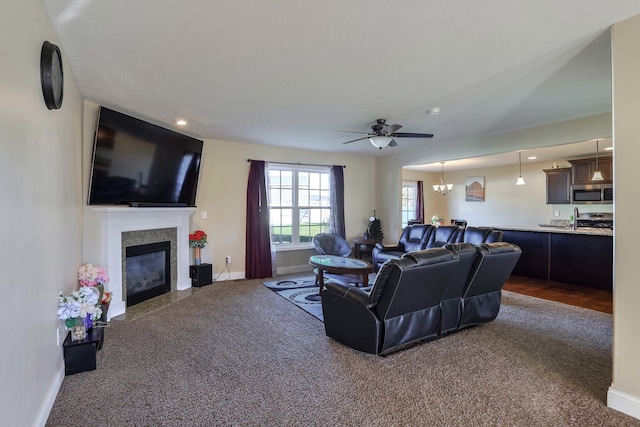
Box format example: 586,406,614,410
433,162,453,195
591,139,604,181
516,151,526,185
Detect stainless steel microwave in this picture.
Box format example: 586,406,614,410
571,184,613,204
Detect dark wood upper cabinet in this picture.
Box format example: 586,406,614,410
569,156,613,184
543,167,572,204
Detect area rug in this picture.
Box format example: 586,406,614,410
262,275,324,321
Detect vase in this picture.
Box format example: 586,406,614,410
95,284,104,304
71,317,86,342
84,315,93,331
194,247,201,265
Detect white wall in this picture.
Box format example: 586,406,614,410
0,2,84,426
377,114,612,240
405,160,613,229
609,14,640,420
193,138,377,277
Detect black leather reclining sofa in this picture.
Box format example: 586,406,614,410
371,224,503,271
321,242,521,356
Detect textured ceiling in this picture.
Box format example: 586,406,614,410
42,0,640,160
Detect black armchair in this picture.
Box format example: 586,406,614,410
371,224,434,271
312,233,351,257
321,248,458,355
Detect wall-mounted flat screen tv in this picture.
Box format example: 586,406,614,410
88,107,203,207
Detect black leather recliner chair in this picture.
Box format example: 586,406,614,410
457,226,504,245
458,242,522,330
321,248,458,356
426,225,462,248
439,243,478,335
371,224,434,271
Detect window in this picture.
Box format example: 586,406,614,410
268,164,331,248
401,182,417,228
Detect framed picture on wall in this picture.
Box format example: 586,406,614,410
465,176,485,202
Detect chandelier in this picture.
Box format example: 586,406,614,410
433,162,453,195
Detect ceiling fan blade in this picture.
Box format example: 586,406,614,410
389,139,398,147
342,136,372,144
392,132,434,138
382,123,402,134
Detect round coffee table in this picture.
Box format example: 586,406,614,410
308,255,374,295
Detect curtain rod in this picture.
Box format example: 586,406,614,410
247,159,345,168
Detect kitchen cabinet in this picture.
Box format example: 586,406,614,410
502,230,549,279
543,167,571,204
501,228,612,290
549,233,613,291
569,156,613,184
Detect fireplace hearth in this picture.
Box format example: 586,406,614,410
125,241,171,306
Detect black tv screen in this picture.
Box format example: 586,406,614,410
88,107,203,207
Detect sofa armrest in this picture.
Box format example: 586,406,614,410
324,280,374,309
374,242,402,252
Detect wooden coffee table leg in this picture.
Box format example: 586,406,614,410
317,269,325,295
362,272,368,287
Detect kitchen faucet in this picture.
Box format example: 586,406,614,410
573,207,579,230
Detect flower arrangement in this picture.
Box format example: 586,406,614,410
189,230,208,248
431,214,444,227
57,287,103,327
102,290,112,306
77,264,109,287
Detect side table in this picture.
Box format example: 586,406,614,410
63,327,104,376
352,238,382,259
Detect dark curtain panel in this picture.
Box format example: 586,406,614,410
416,181,424,221
330,165,346,238
245,160,273,279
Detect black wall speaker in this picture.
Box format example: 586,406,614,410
190,264,212,287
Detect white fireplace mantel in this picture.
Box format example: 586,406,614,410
91,207,196,319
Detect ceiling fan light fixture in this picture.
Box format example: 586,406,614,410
369,136,393,148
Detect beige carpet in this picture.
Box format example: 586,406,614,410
46,276,640,426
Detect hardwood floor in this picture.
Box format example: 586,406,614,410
504,275,612,314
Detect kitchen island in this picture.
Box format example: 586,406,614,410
492,225,613,290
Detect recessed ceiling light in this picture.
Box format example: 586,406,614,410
604,146,614,151
176,119,187,126
427,107,441,116
527,156,537,160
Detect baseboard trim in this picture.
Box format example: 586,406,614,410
211,265,312,282
608,386,640,421
35,363,65,427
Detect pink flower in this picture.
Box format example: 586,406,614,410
77,264,109,287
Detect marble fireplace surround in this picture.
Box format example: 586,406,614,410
91,207,196,319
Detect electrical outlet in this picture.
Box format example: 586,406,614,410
554,210,560,217
226,256,232,264
202,211,207,219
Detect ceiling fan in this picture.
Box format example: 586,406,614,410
340,119,434,149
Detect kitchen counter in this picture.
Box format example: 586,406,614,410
491,225,612,237
494,226,612,290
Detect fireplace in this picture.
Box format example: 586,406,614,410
88,207,196,319
125,241,171,306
